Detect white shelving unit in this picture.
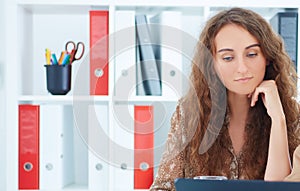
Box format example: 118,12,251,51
0,1,7,191
3,0,300,191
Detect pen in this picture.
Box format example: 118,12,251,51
58,51,66,65
45,49,51,65
51,53,58,65
61,54,71,65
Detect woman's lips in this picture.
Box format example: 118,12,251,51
234,77,253,83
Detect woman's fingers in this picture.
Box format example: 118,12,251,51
250,86,263,107
249,80,284,119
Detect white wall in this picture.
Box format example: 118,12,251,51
0,0,6,190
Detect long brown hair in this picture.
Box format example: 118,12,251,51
182,7,300,178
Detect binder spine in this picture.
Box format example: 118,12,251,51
134,105,154,189
136,15,162,96
111,104,134,190
39,105,74,189
18,104,40,190
88,105,109,190
270,12,298,70
89,10,109,95
114,10,136,99
150,11,183,98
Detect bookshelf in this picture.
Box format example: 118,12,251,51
0,1,6,190
3,0,300,190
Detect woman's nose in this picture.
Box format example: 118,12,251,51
236,57,248,73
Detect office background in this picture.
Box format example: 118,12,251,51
1,0,300,191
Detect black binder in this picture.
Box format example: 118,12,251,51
270,12,298,70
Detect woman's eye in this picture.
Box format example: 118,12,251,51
247,52,258,57
223,56,233,61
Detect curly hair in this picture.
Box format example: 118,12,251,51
182,7,300,178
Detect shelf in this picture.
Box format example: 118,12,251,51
18,95,179,104
63,183,88,191
113,95,179,105
18,0,110,6
18,95,109,104
16,0,300,17
18,0,300,8
18,0,110,14
113,0,300,7
20,184,88,191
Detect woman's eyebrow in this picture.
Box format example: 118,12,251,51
245,43,260,49
217,43,260,53
217,48,233,53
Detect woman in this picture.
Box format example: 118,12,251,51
150,7,300,191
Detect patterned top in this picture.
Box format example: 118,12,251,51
150,101,253,191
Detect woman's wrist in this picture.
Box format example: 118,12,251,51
270,114,286,129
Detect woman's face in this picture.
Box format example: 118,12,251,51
213,24,267,95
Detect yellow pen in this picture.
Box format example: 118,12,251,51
45,48,51,65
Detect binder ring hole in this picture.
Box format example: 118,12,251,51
121,69,128,76
94,68,104,77
24,162,33,172
140,162,149,171
95,163,103,171
170,70,176,77
120,163,127,170
45,163,53,171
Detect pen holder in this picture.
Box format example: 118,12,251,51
44,64,72,95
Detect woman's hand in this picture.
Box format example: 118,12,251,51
249,80,290,180
249,80,285,120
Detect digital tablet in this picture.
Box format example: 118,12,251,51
174,178,300,191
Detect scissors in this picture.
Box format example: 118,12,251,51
65,41,85,64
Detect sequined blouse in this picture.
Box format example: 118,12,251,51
150,101,255,191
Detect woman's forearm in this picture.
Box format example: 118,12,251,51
264,116,291,181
